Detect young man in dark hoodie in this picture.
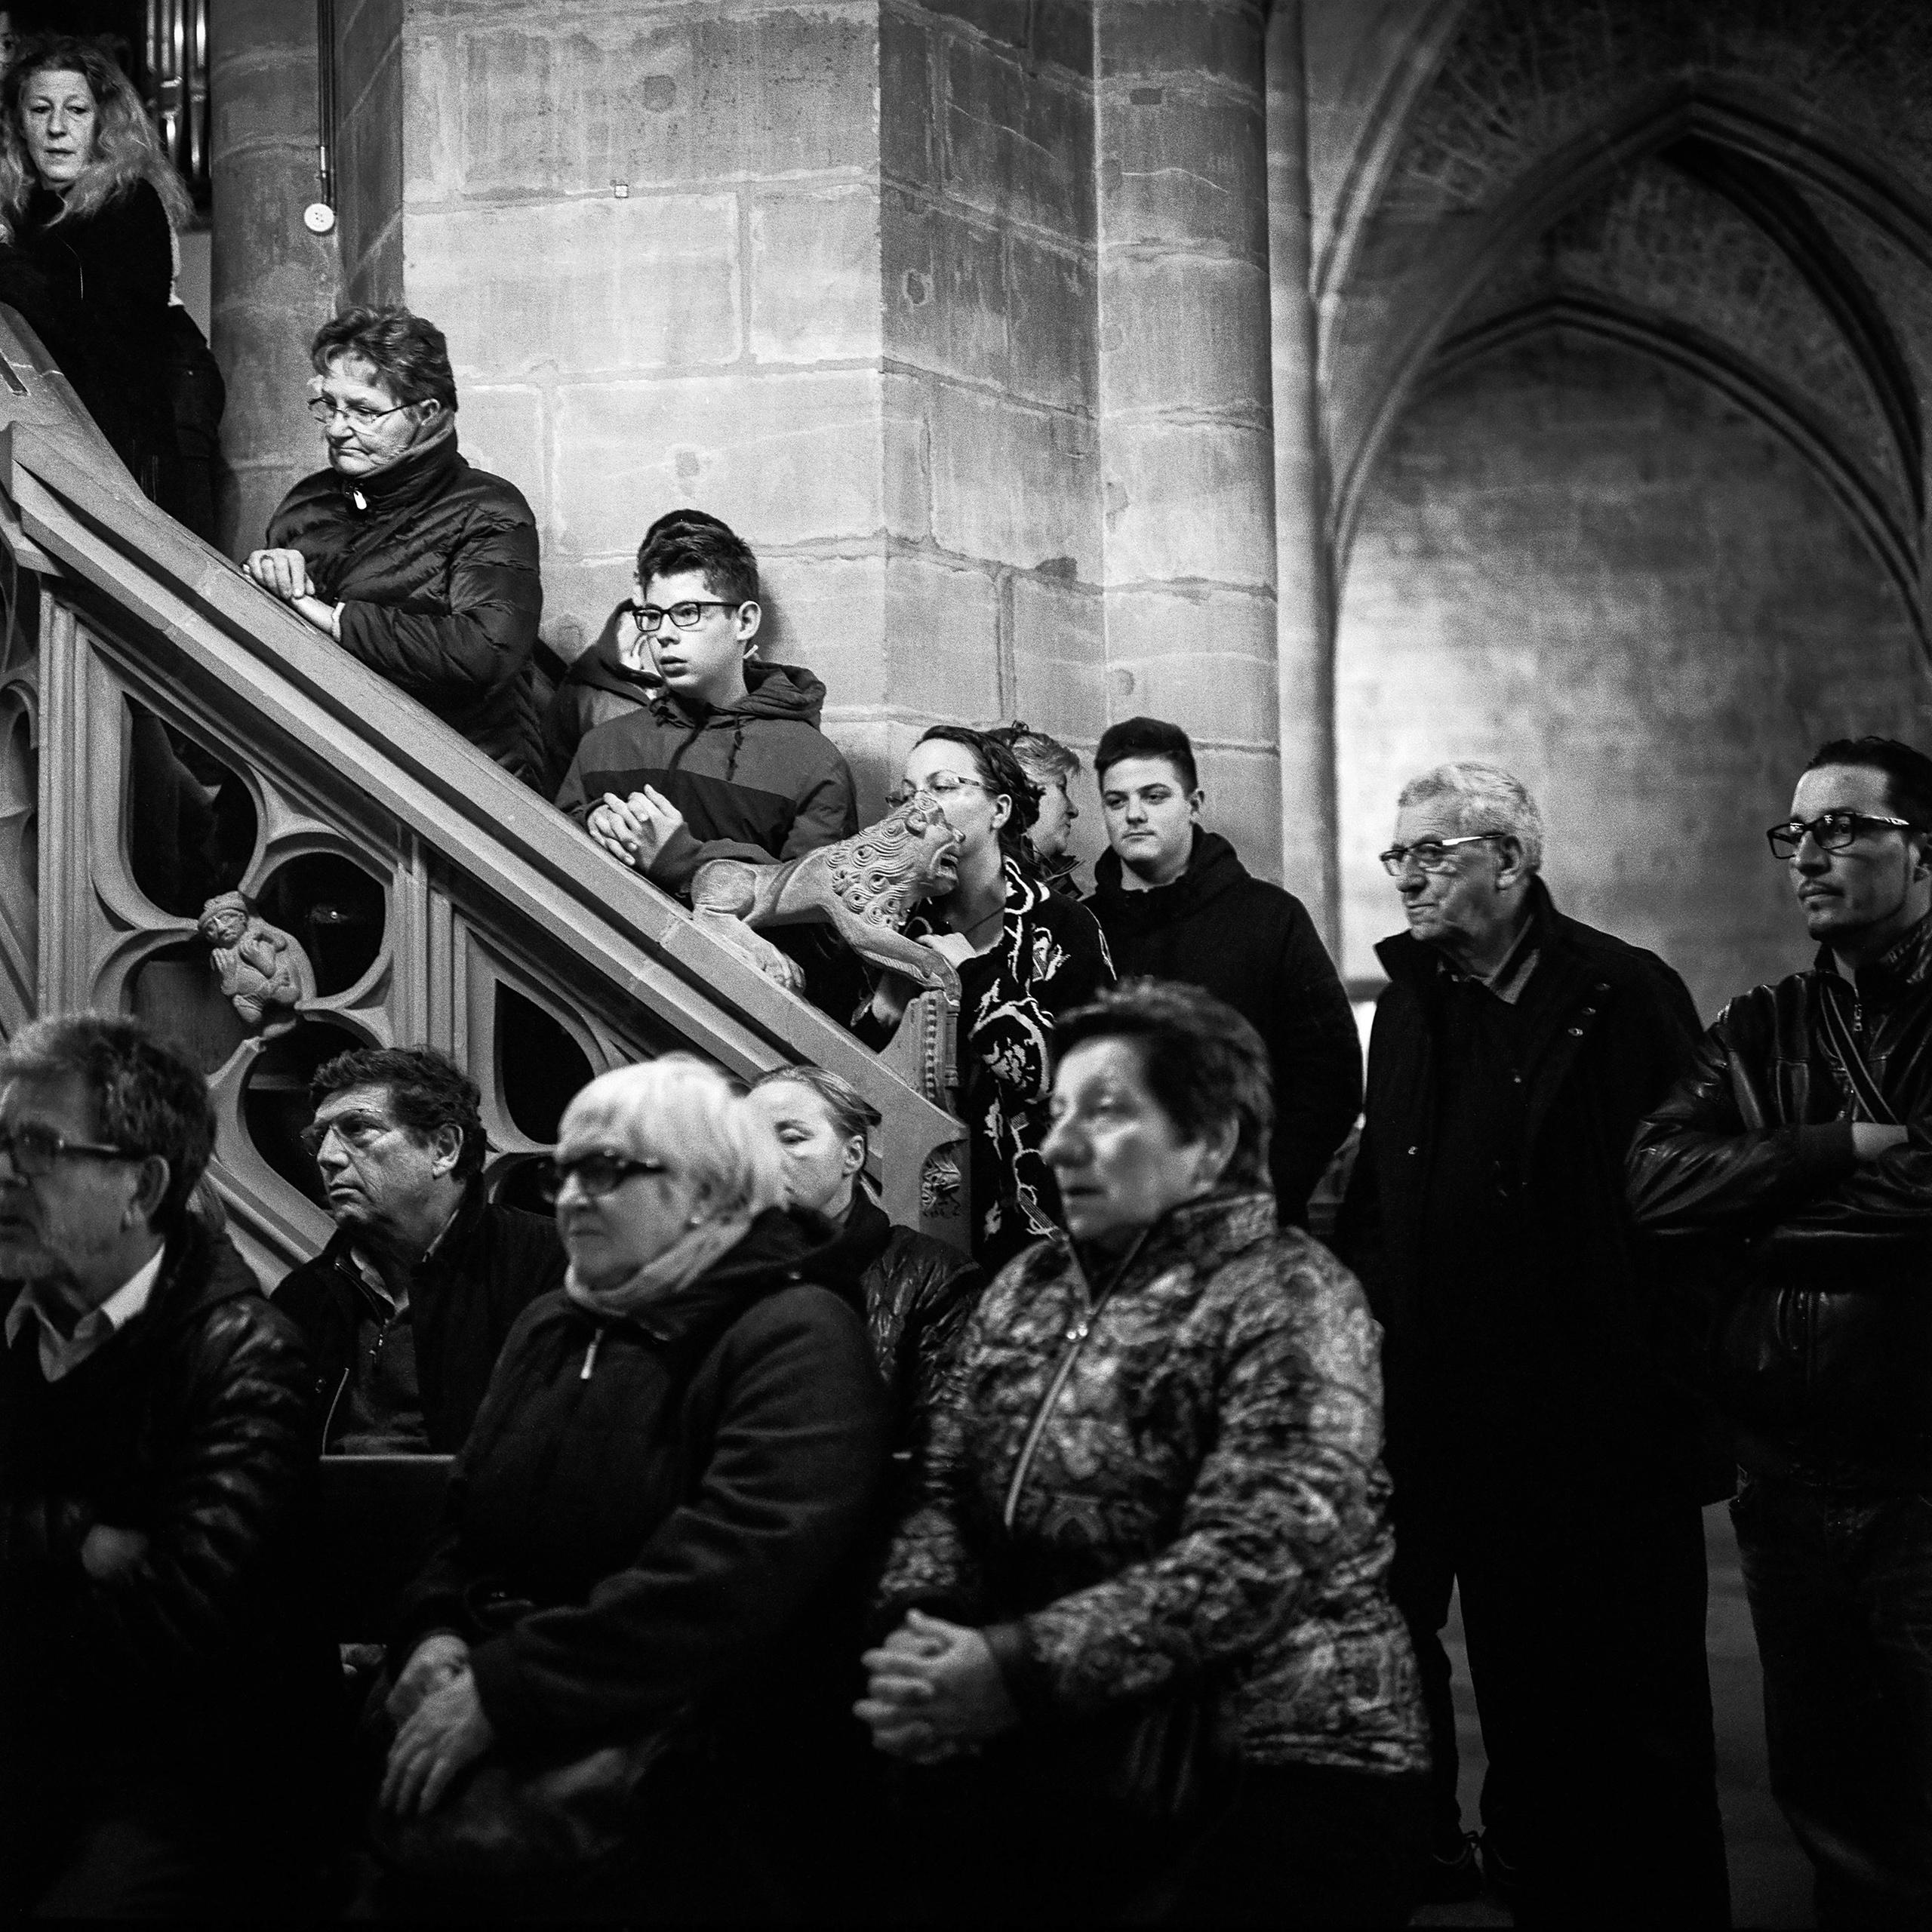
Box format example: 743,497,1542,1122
554,518,858,892
1086,715,1361,1229
540,508,730,792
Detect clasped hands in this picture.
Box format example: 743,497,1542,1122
378,1632,496,1818
586,784,685,872
242,547,343,639
855,1607,1020,1764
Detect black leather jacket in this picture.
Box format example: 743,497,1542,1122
0,1221,339,1804
1628,915,1932,1484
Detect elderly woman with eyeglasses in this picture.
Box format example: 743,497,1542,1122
371,1054,888,1917
243,305,546,784
855,725,1115,1272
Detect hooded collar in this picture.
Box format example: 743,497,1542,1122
648,656,830,731
568,1204,865,1345
1091,828,1246,925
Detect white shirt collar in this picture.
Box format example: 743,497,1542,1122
5,1245,168,1383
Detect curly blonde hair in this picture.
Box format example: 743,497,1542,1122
0,35,192,232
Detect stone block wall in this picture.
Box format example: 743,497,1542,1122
334,0,405,306
1336,335,1932,1017
1097,0,1281,881
209,1,341,556
879,2,1103,837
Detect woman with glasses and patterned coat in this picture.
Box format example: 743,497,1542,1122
370,1055,888,1919
855,726,1115,1272
244,306,546,784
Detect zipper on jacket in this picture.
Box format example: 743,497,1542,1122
580,1327,604,1381
318,1364,349,1449
1000,1227,1150,1532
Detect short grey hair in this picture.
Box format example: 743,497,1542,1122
561,1053,784,1220
1396,761,1544,872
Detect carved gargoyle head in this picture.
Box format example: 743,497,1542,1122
832,787,964,920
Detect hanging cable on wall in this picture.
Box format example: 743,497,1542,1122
306,0,337,235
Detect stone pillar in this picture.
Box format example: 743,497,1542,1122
1267,0,1340,948
1094,0,1281,881
208,2,340,559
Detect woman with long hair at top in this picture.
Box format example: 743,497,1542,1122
854,724,1115,1272
0,35,202,515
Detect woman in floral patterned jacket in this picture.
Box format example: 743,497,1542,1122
860,981,1428,1927
855,726,1114,1272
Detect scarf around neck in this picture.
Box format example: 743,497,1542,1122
562,1211,755,1324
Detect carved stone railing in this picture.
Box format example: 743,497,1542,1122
0,311,967,1284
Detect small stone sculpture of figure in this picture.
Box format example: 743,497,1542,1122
197,892,312,1035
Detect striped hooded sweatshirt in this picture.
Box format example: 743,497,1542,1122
554,658,857,891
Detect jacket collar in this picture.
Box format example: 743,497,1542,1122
1376,873,1557,994
1813,907,1932,998
319,1180,488,1279
339,422,464,512
1090,829,1247,921
1023,1188,1278,1297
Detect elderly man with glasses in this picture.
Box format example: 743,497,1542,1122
1336,761,1727,1927
275,1044,564,1455
0,1012,339,1916
1630,735,1932,1930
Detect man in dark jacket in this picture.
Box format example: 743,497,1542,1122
245,306,546,783
553,518,857,893
1629,735,1932,1930
275,1044,564,1454
1085,715,1360,1227
1335,761,1726,1927
0,1013,338,1916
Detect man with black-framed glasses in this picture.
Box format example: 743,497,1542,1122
1632,735,1932,1930
1336,760,1725,1926
554,517,857,903
0,1012,337,1917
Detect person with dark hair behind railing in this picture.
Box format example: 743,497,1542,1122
861,979,1427,1927
0,1011,340,1918
0,34,202,514
245,305,546,783
540,506,732,792
854,724,1115,1272
275,1044,564,1454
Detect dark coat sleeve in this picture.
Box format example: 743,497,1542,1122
777,752,860,860
1264,900,1363,1224
463,1291,888,1748
1626,1002,1860,1233
2,1301,317,1690
336,509,542,706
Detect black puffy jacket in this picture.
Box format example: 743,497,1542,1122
1628,919,1932,1485
0,1220,340,1809
265,430,545,782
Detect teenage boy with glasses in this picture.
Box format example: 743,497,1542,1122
553,518,857,898
1335,761,1727,1927
1630,735,1932,1931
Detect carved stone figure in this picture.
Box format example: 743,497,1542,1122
688,789,965,999
197,891,312,1035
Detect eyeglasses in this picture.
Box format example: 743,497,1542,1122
535,1150,671,1204
306,396,411,428
1766,811,1917,860
1378,832,1505,877
0,1122,134,1177
889,774,988,808
298,1112,394,1159
632,601,743,636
